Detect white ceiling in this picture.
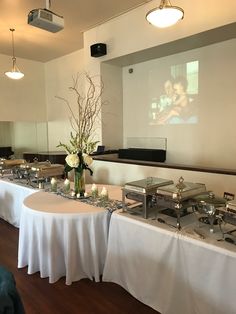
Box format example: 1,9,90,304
0,0,152,62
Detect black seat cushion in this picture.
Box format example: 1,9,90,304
0,266,25,314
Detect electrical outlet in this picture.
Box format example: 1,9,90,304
223,192,235,201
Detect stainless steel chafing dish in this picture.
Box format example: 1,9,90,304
31,163,64,179
156,177,207,229
30,163,64,189
192,192,226,232
0,158,26,176
12,159,64,188
13,160,52,180
122,177,174,219
156,177,206,201
218,201,236,226
19,160,51,169
215,201,236,240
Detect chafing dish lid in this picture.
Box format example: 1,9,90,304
0,159,26,167
226,200,236,211
20,161,51,170
156,176,206,200
124,177,173,193
32,164,63,171
193,191,226,206
33,164,64,177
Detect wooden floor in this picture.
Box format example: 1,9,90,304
0,219,159,314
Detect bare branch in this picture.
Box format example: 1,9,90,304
55,72,105,154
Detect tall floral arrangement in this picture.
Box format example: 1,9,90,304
56,73,104,195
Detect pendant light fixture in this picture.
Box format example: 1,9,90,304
5,28,24,80
146,0,184,28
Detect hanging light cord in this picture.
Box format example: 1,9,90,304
159,0,166,9
5,28,24,79
9,28,17,69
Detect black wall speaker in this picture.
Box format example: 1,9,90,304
90,43,107,57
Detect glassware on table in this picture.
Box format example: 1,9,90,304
50,177,57,192
63,178,70,194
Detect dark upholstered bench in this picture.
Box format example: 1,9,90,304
0,266,25,314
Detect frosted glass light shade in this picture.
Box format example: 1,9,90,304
146,1,184,28
5,29,24,80
5,70,24,80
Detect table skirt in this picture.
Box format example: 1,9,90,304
18,206,108,285
103,212,236,314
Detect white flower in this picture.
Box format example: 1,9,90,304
65,154,80,168
83,153,93,166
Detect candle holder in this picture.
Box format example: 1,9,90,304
100,187,109,206
64,179,70,194
50,177,57,192
91,184,98,199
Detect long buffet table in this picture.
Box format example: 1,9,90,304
1,177,236,313
103,212,236,314
0,178,37,227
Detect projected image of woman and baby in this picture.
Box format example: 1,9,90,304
149,61,199,125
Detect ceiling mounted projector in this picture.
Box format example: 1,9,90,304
28,8,64,33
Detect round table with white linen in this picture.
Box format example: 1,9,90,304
18,185,122,285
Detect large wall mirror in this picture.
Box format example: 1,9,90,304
0,121,48,158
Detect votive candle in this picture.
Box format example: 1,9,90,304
51,177,57,192
100,186,108,200
91,183,98,197
64,178,70,193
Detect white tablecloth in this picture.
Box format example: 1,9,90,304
18,185,123,285
0,178,36,227
103,212,236,314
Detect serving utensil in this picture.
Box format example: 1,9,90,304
156,217,177,229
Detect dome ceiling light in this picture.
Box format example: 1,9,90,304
146,0,184,28
5,29,24,80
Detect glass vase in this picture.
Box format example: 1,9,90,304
74,170,85,197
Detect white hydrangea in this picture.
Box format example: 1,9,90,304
65,154,80,168
83,153,93,166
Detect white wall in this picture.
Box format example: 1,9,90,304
83,0,236,156
45,49,85,151
0,53,47,156
83,0,236,64
122,39,236,169
11,122,48,157
0,53,46,121
82,0,236,193
91,159,236,198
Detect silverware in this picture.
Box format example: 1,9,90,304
217,237,236,245
225,237,236,246
193,228,205,239
157,217,177,229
